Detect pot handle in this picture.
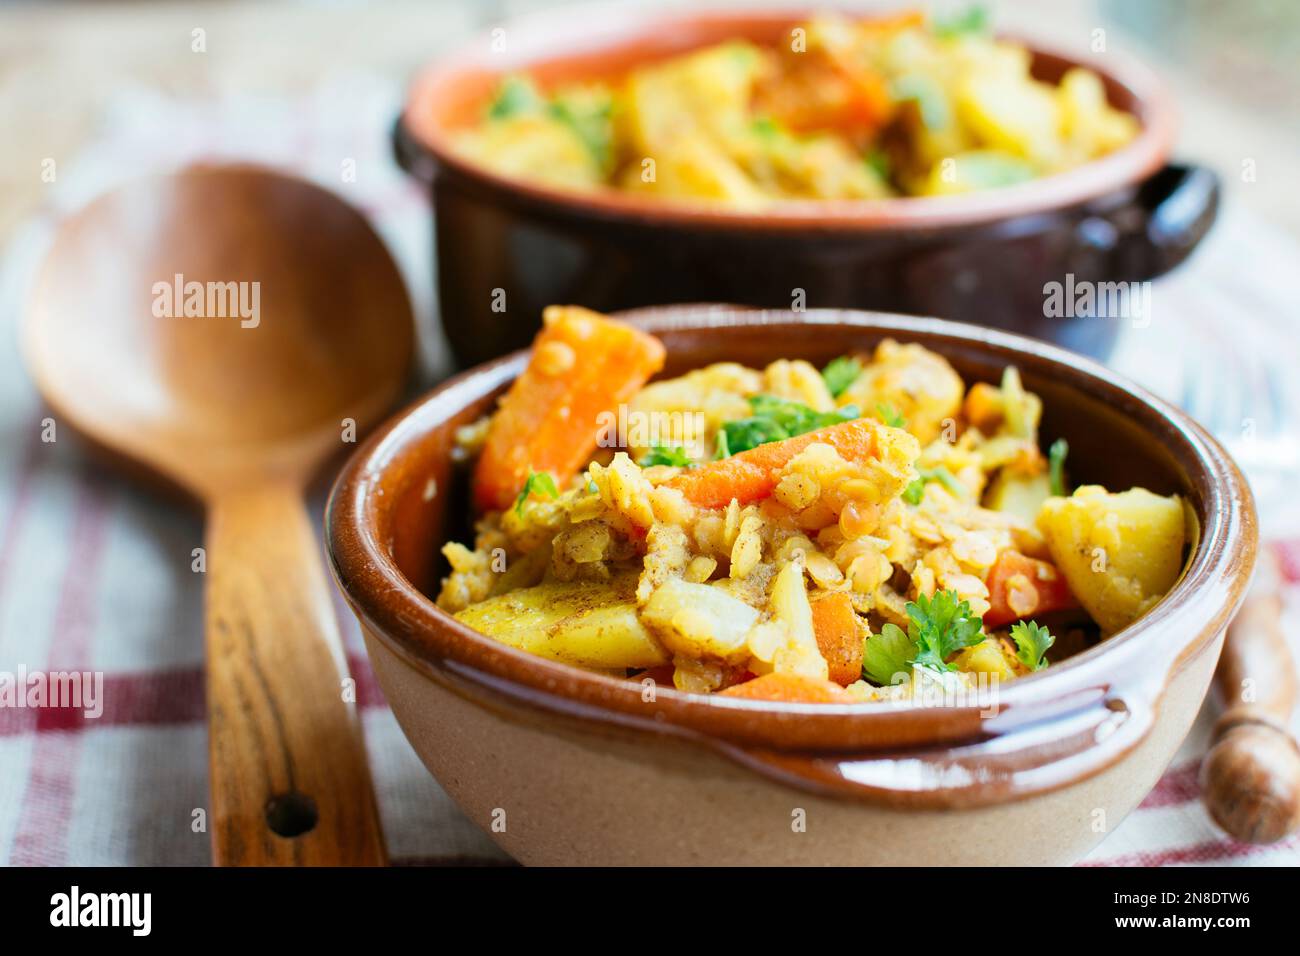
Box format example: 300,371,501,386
392,116,438,185
718,673,1169,809
1098,162,1220,280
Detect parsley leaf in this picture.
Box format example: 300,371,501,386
865,149,891,182
487,75,545,119
861,590,988,684
876,403,907,429
513,470,559,515
486,77,612,167
906,590,987,673
751,115,785,139
933,4,990,39
548,95,614,169
1048,438,1069,497
639,444,694,468
1010,620,1055,671
718,414,789,456
863,623,915,686
716,394,858,457
821,356,863,399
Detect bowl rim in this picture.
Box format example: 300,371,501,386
327,306,1256,804
398,2,1177,232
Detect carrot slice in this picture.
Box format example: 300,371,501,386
719,673,854,703
472,306,666,513
761,11,921,139
984,549,1079,629
665,418,882,510
810,591,864,686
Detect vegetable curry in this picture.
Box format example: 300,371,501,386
437,306,1190,703
451,9,1139,205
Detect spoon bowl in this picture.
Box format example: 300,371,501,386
26,165,413,498
24,165,413,865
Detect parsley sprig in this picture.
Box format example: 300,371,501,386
862,590,988,685
639,444,694,468
821,356,863,399
486,76,612,168
933,4,990,39
1010,620,1055,671
716,394,858,458
862,622,916,686
487,76,545,119
876,403,907,429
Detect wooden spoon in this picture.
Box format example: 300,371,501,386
23,165,412,865
1202,550,1300,844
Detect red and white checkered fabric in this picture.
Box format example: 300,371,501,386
1,81,1297,867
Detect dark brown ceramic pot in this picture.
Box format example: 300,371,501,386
327,306,1256,865
395,6,1219,368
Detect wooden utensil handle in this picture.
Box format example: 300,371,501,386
205,484,386,865
1202,554,1300,844
1216,592,1296,726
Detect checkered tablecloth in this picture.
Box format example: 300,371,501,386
2,78,1298,867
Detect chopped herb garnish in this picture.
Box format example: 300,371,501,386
548,96,614,169
716,394,858,457
863,623,916,686
821,356,863,399
1048,438,1069,497
862,589,988,684
950,152,1036,189
639,444,694,468
906,590,988,674
487,75,545,119
933,4,990,39
1010,620,1055,671
718,414,789,455
865,149,891,182
487,79,612,167
513,470,559,515
902,478,927,506
901,465,967,504
876,403,907,429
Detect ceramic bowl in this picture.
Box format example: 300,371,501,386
327,307,1255,865
395,5,1219,367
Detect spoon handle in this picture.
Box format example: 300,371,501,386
204,484,387,865
1202,552,1300,844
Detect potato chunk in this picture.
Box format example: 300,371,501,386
454,573,668,670
641,578,760,664
1037,486,1186,633
749,559,830,680
453,114,602,189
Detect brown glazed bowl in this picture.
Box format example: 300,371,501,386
327,307,1256,866
396,5,1220,368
